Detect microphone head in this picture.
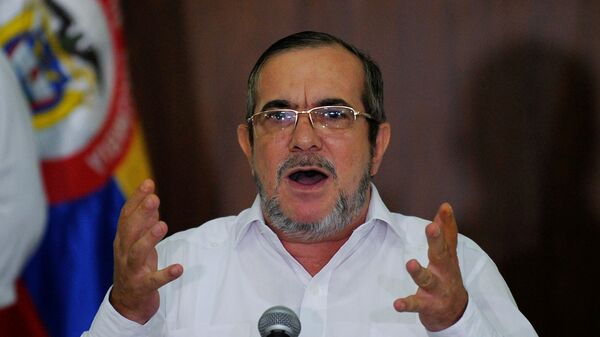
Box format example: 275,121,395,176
258,305,301,337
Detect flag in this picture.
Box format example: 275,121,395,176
0,45,47,336
0,0,151,336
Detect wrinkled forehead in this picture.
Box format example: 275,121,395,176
255,46,365,111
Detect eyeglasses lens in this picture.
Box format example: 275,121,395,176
255,106,356,133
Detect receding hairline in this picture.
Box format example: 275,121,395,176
251,43,367,112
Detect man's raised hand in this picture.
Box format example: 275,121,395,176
109,179,183,324
393,203,468,331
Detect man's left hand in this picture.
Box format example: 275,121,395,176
393,202,468,331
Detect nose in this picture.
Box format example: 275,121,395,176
289,113,322,152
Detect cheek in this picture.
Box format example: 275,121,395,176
326,140,372,185
251,142,288,190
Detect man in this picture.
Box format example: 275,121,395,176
84,31,537,336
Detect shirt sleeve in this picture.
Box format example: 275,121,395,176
82,287,162,337
427,297,500,337
428,240,538,337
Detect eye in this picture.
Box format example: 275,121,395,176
265,110,294,122
321,107,352,120
265,110,290,121
258,110,296,130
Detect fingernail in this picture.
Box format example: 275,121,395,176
394,300,405,312
145,195,157,209
170,265,183,276
152,223,164,237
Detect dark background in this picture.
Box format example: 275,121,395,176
120,2,600,336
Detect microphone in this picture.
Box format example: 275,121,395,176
257,305,301,337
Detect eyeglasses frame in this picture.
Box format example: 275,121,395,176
247,105,375,132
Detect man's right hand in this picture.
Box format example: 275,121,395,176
109,179,183,324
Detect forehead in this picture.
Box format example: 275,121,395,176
256,45,365,110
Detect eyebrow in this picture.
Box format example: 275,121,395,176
316,98,352,107
260,98,353,111
260,100,292,111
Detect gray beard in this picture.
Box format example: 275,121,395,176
254,154,372,242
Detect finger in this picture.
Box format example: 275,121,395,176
406,259,437,291
118,194,161,249
120,179,155,219
393,295,420,313
426,203,458,264
435,202,458,250
127,221,168,269
116,180,156,244
425,220,450,266
143,263,184,292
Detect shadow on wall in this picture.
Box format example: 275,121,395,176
459,40,599,337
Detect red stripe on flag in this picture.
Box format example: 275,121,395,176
0,280,49,337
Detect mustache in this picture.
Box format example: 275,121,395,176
276,154,338,181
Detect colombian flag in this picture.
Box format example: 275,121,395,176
0,0,151,336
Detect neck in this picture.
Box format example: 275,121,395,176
281,235,352,276
269,206,369,276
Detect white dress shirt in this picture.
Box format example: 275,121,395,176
84,186,537,337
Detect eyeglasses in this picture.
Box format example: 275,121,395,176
247,105,374,134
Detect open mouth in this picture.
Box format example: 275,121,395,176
288,168,329,186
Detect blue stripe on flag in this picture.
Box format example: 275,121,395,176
23,178,125,337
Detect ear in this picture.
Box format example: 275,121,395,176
370,122,391,176
237,124,253,166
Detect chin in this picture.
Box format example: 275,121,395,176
284,205,332,223
288,214,326,226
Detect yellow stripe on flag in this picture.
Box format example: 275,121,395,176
115,121,152,197
0,6,34,45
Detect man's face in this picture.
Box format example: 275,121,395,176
238,45,389,241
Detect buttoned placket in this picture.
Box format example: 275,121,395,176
258,220,377,337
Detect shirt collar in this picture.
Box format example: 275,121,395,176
232,195,265,247
364,184,392,224
362,183,404,238
232,183,401,247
